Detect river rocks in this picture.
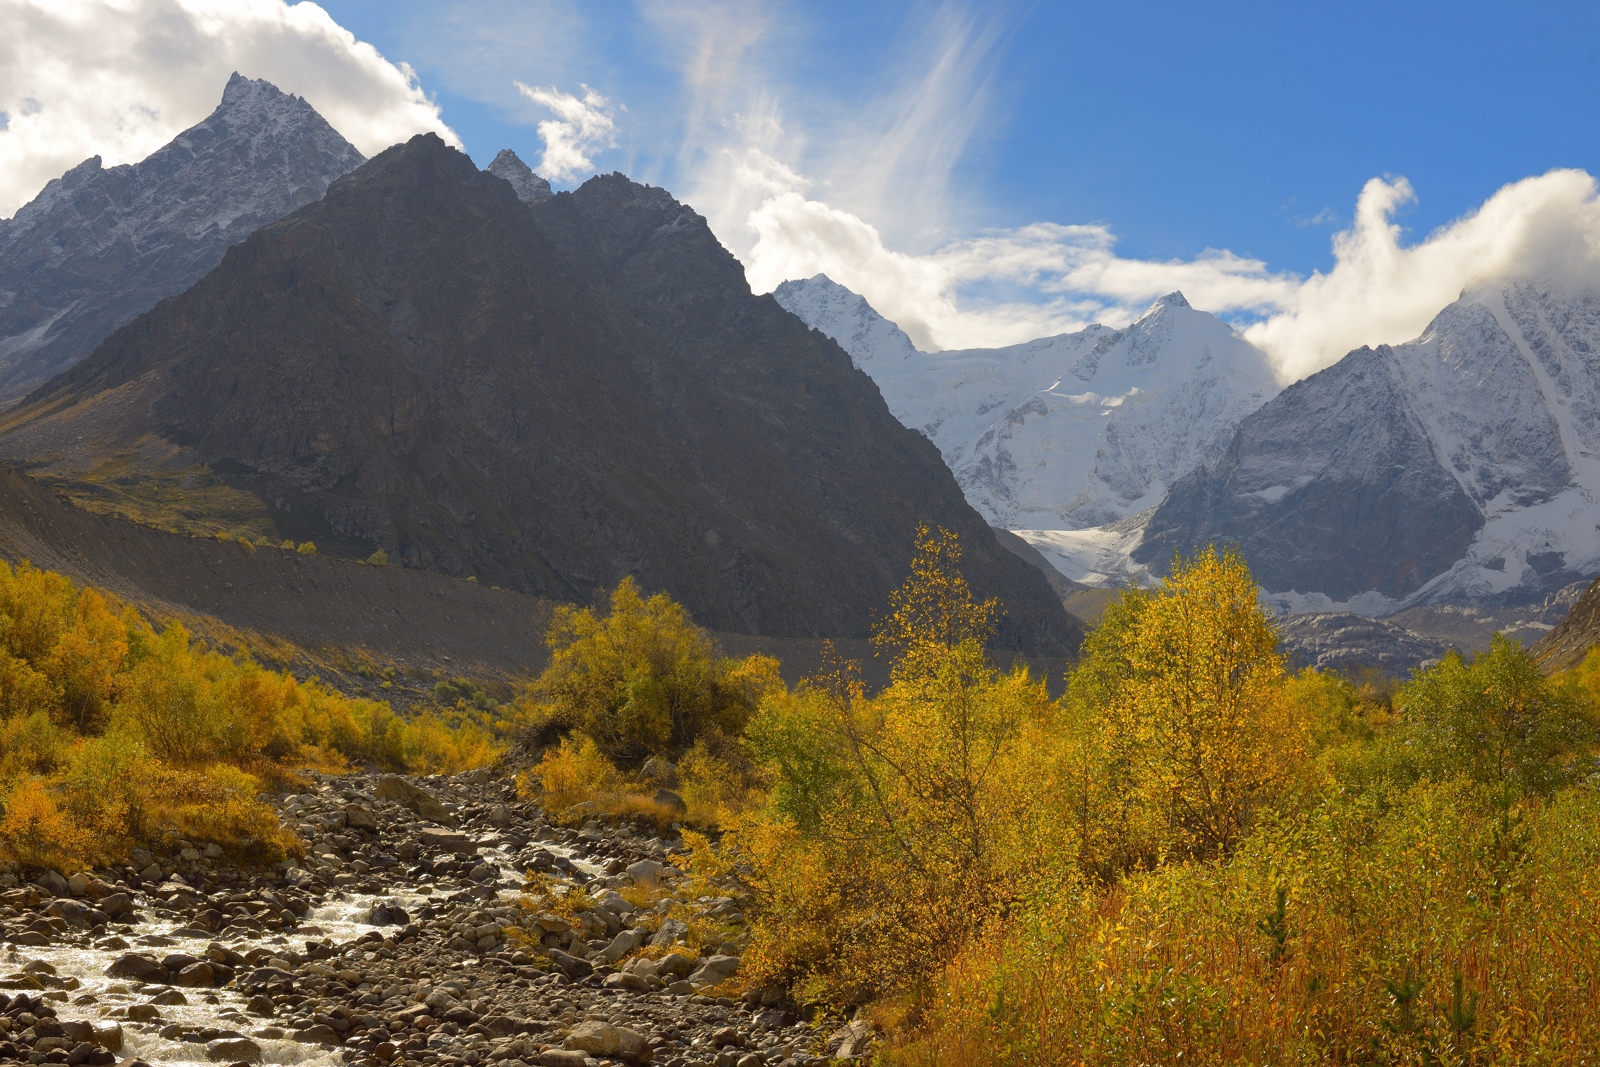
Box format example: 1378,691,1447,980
375,776,457,825
652,921,691,950
105,954,163,981
0,766,828,1067
626,859,665,885
296,1023,340,1044
564,1019,646,1056
96,892,133,917
33,871,68,897
597,928,646,964
205,1036,262,1062
174,961,217,987
344,804,379,830
367,901,409,925
537,1051,588,1067
418,829,478,854
689,955,740,988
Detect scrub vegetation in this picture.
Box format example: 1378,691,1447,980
0,561,499,871
521,528,1600,1064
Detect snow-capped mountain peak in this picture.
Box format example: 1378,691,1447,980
1137,277,1600,611
773,275,921,369
0,73,365,400
773,275,1280,529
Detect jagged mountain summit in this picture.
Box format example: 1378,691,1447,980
485,150,554,203
1138,280,1600,612
0,73,365,402
0,135,1077,652
774,275,1281,529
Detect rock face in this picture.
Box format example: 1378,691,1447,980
773,275,1280,528
485,150,554,204
0,73,364,402
1138,345,1485,602
1138,281,1600,610
0,135,1075,652
1275,612,1450,675
1533,575,1600,672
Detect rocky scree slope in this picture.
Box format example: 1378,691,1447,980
1139,281,1600,612
0,463,1072,700
1533,574,1600,671
0,768,862,1067
773,275,1280,529
0,74,364,403
0,135,1076,653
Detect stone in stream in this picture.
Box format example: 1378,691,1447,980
295,1023,340,1044
174,961,216,987
104,955,163,981
95,893,133,918
418,829,477,854
204,1036,262,1063
374,776,457,825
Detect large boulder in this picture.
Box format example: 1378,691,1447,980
104,955,164,981
374,776,456,825
596,929,645,965
205,1037,262,1063
564,1021,644,1057
688,955,740,988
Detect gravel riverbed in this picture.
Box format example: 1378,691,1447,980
0,770,873,1067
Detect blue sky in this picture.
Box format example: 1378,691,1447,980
8,0,1596,375
318,0,1600,277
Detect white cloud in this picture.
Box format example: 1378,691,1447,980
1244,170,1600,380
635,3,1600,381
0,0,459,218
515,82,615,183
735,158,1600,381
737,154,1300,352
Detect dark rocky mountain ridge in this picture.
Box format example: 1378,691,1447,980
0,74,365,403
0,134,1077,652
486,150,554,203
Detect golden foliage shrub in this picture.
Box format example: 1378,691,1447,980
0,560,500,870
518,576,782,760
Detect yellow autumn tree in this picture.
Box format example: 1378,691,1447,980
739,525,1067,1006
1099,545,1301,859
